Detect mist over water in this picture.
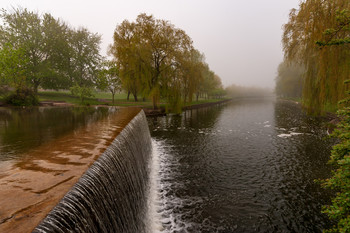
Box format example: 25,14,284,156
148,98,334,232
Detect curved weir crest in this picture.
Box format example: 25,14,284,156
33,110,153,233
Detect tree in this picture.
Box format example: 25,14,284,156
0,8,58,93
197,64,215,100
110,13,193,109
0,7,102,103
137,14,193,109
110,20,142,102
316,8,350,233
98,60,122,104
282,0,350,114
283,2,350,231
68,27,102,88
177,49,204,104
0,43,29,90
40,13,72,90
70,84,94,104
316,9,350,46
275,61,303,99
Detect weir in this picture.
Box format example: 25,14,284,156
0,107,152,233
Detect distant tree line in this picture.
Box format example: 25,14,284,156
0,9,225,110
225,84,273,98
274,61,303,99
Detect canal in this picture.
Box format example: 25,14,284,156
148,98,334,232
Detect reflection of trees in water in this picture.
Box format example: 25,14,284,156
148,104,225,133
0,107,110,161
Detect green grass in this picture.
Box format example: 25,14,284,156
38,90,155,106
38,90,101,105
0,89,226,109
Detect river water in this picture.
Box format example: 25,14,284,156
148,98,334,233
0,106,111,162
0,100,335,232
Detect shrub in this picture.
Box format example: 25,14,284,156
5,87,39,106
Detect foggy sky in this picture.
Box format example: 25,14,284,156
2,0,300,88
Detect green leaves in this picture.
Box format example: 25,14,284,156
0,7,102,105
321,81,350,232
97,60,121,104
0,43,29,89
70,84,94,104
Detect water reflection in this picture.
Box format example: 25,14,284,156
149,98,334,232
0,107,110,161
0,106,141,233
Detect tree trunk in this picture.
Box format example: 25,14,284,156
112,93,115,105
33,81,40,94
133,93,138,102
152,95,158,110
127,91,130,100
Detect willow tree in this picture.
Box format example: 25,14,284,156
109,20,142,101
275,61,304,99
137,14,193,108
110,13,193,109
197,65,223,100
282,0,350,114
317,8,350,233
177,49,205,104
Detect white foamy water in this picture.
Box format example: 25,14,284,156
146,140,163,233
146,139,196,233
277,132,304,138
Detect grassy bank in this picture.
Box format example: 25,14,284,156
279,97,339,114
37,90,228,109
38,90,152,107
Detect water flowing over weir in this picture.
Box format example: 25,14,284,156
33,109,152,233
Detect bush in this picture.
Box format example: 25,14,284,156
321,105,350,232
0,85,11,98
5,87,39,106
70,84,94,104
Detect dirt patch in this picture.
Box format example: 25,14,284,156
39,101,74,107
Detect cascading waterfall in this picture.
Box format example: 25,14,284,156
33,111,152,233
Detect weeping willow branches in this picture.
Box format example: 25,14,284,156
282,0,350,114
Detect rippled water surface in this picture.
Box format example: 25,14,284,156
148,99,334,233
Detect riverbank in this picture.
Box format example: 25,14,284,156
0,91,232,117
143,98,232,116
278,98,340,133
